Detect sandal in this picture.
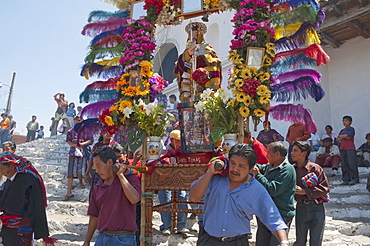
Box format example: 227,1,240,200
62,194,74,201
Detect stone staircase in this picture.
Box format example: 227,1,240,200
4,135,370,245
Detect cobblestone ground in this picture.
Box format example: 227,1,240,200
2,135,369,245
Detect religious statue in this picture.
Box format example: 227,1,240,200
174,22,222,102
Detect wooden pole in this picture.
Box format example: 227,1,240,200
140,138,148,246
237,112,244,143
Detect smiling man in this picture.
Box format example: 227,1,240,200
190,144,289,246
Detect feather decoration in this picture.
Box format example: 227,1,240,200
270,53,317,74
80,63,124,80
269,104,317,133
271,78,325,102
75,118,104,142
274,22,320,53
90,27,125,46
270,5,318,27
81,18,128,37
84,43,124,64
272,0,320,10
271,69,321,85
85,77,120,90
274,44,330,66
95,35,124,48
314,8,325,30
79,89,119,103
88,10,129,22
80,99,117,118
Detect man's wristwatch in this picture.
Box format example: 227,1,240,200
280,240,289,245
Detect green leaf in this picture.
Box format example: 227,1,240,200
127,129,146,153
210,126,228,143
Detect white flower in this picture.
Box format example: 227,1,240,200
154,116,162,125
123,107,133,118
195,101,206,111
137,98,145,107
200,88,214,100
144,102,157,116
219,89,232,104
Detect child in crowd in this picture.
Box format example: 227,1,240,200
357,133,370,167
66,102,76,128
37,126,45,139
337,115,359,185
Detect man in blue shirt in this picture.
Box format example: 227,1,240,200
190,144,289,246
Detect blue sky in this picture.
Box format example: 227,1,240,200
0,0,116,135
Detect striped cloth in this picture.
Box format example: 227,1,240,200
301,172,330,204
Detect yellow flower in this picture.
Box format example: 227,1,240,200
139,60,153,68
263,57,273,66
257,85,269,96
120,73,130,79
241,69,252,79
244,95,252,106
110,105,118,112
236,92,246,102
227,98,236,107
259,95,270,104
266,42,276,50
149,148,159,155
239,107,250,117
104,116,115,126
234,79,244,88
122,86,137,97
120,117,126,124
117,78,128,86
228,51,239,61
259,72,270,82
136,88,150,96
141,67,152,77
118,100,132,113
254,109,265,118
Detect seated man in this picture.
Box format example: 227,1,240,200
83,146,141,246
190,144,289,246
357,133,370,167
316,137,341,176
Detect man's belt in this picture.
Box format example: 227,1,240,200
299,200,317,205
207,231,248,242
0,214,22,228
102,229,135,236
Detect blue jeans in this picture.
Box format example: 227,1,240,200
95,232,136,246
158,190,187,230
0,129,8,146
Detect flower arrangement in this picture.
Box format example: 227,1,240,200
203,0,220,10
120,18,156,71
228,0,275,126
144,0,182,25
194,88,238,143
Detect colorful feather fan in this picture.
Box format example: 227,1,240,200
84,43,124,64
274,22,320,53
81,18,128,37
271,78,325,102
90,27,125,46
269,104,317,133
270,5,319,27
88,10,129,22
272,0,320,10
80,99,117,118
79,89,119,103
274,44,330,66
271,69,321,85
81,63,124,80
84,77,120,90
95,35,124,48
270,53,317,74
75,118,104,142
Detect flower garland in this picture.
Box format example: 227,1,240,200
144,0,181,25
228,0,275,122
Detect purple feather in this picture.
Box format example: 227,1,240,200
269,104,317,133
271,78,325,102
315,9,326,30
271,69,321,85
81,17,128,37
80,99,117,118
80,63,124,79
75,118,104,143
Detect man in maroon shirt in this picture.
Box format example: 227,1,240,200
83,146,141,246
286,121,310,163
292,141,329,246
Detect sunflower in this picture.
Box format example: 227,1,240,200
263,57,273,66
117,78,128,86
241,69,252,79
259,72,270,82
148,148,159,155
239,107,250,117
259,95,270,104
244,95,252,106
227,98,236,107
118,100,132,113
120,117,126,124
228,50,239,61
110,105,119,112
254,109,265,118
257,85,269,96
122,86,137,97
236,92,246,102
141,67,152,77
139,60,153,68
104,116,115,126
266,42,276,51
234,79,244,88
136,88,150,96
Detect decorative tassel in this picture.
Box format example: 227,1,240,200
85,77,120,90
88,10,129,22
269,104,317,133
271,69,321,85
80,99,117,118
274,44,330,66
90,27,125,46
79,89,119,103
271,78,325,102
271,53,317,74
274,22,320,52
75,118,105,142
270,5,318,27
81,17,128,37
42,237,58,246
80,63,124,80
272,0,320,10
84,43,124,64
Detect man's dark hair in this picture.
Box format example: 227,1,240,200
268,141,287,157
292,141,311,160
1,113,8,117
111,143,124,154
228,144,257,168
343,115,352,122
323,137,333,143
92,146,117,163
169,94,177,100
2,141,16,151
325,125,333,130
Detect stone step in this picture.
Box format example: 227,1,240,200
47,199,89,217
